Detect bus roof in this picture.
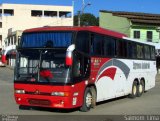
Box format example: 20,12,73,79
23,26,127,39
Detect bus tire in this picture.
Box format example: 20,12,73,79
129,81,138,98
90,86,96,108
137,80,145,97
80,88,92,112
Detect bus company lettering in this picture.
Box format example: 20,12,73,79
133,62,150,70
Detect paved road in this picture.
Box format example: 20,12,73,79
0,67,160,115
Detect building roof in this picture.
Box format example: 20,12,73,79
0,3,73,8
23,26,127,39
100,10,160,25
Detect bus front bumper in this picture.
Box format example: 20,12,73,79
15,93,79,109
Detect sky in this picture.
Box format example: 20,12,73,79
1,0,160,16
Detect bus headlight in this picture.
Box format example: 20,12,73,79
15,89,25,94
51,92,69,97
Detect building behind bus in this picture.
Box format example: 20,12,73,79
0,3,73,66
99,10,160,72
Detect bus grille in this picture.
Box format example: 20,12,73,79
28,99,51,106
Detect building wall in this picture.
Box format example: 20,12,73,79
0,3,73,50
7,30,23,46
130,26,160,43
99,12,131,36
99,11,160,43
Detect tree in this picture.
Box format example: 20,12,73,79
74,13,99,26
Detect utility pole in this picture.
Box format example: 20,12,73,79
78,0,91,26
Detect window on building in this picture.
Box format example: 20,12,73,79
14,36,16,45
11,36,13,45
0,22,2,28
59,11,72,18
4,9,14,16
0,36,1,48
44,11,57,17
133,31,140,39
31,10,42,17
147,31,153,42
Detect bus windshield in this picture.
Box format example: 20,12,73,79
15,49,71,84
20,32,73,48
15,31,74,84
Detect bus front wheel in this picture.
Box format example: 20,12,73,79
80,88,92,112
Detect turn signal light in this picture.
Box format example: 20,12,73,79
51,92,69,97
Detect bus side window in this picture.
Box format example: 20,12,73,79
116,39,127,58
127,42,137,59
72,52,90,79
144,45,151,59
104,36,115,57
76,31,90,54
73,52,81,77
90,34,104,56
151,47,156,59
74,31,91,80
137,44,144,59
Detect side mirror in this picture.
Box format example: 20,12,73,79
65,44,75,66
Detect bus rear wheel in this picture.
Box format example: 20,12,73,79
80,88,92,112
137,80,145,97
129,81,138,98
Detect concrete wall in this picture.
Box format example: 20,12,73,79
0,3,74,49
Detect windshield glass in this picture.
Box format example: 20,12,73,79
15,49,71,84
20,32,73,48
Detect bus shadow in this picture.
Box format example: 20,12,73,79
96,95,128,106
20,106,79,113
20,96,130,113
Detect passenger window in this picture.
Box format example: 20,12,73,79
150,47,155,59
76,31,90,54
128,42,137,58
144,45,151,59
137,44,144,59
91,34,104,56
116,40,127,58
104,36,115,57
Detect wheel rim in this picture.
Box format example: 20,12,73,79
133,85,137,95
86,92,92,108
139,84,143,93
